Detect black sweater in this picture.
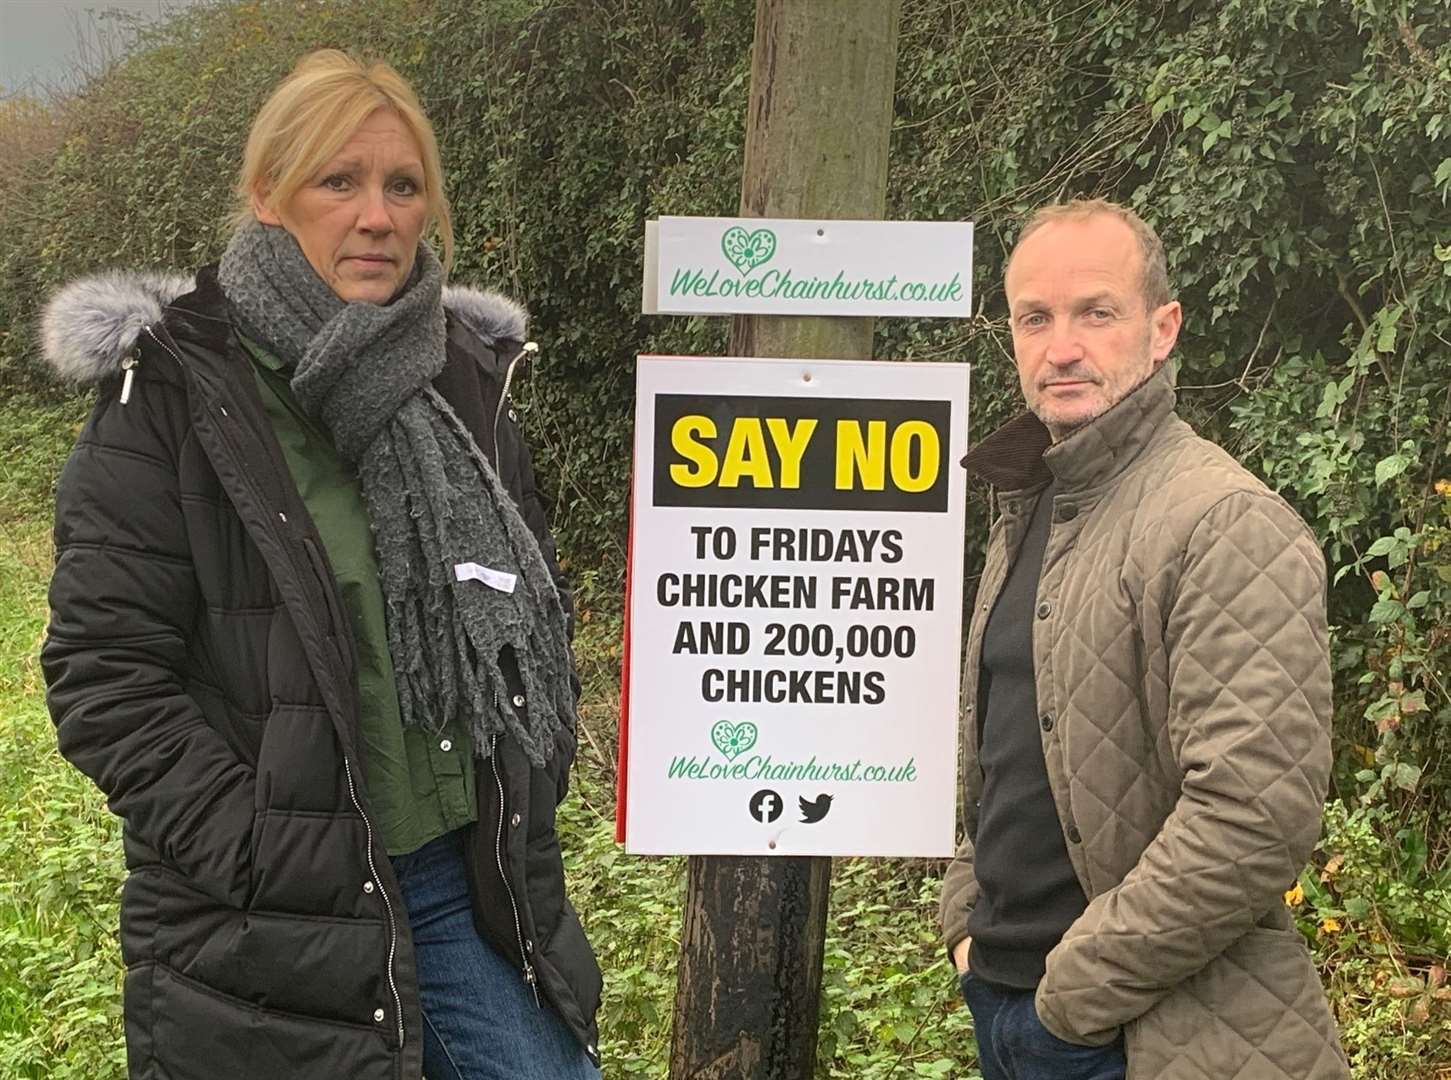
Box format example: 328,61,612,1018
966,483,1088,989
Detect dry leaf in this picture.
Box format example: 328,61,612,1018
1320,854,1346,881
1387,976,1423,999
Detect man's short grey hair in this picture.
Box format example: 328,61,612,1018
1009,197,1173,310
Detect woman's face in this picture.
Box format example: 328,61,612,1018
256,108,428,304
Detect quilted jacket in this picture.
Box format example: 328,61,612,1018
940,367,1348,1079
40,268,602,1079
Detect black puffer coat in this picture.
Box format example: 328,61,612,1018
40,267,602,1079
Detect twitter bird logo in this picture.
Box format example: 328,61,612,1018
798,794,833,824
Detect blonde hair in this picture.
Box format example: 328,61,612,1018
1010,197,1171,309
232,50,453,272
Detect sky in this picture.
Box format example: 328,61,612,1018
0,0,204,97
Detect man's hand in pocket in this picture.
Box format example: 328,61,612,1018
952,937,971,975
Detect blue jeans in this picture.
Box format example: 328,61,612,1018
960,971,1126,1080
391,830,600,1080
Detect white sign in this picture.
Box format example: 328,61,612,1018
643,216,974,318
619,356,970,857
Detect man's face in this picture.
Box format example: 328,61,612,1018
1005,214,1182,440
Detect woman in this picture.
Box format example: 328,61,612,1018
40,50,601,1080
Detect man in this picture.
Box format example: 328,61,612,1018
940,199,1348,1080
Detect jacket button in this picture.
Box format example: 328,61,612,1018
525,939,534,954
511,693,526,708
439,738,453,752
510,812,522,828
1036,602,1052,619
363,881,375,894
1040,714,1054,732
1057,503,1078,521
1065,824,1082,844
373,1008,385,1023
508,408,518,422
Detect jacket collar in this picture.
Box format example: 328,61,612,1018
961,364,1178,493
40,265,529,385
169,265,237,352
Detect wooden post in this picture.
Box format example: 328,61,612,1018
668,3,902,1077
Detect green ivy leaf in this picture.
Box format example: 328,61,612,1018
1383,762,1422,791
1368,599,1405,624
1435,156,1451,191
1373,453,1410,487
1375,304,1405,353
1315,379,1348,419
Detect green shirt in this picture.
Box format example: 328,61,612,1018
242,337,476,855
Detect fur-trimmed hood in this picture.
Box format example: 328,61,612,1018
41,269,530,386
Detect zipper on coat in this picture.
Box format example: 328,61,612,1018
490,732,541,1006
344,756,405,1047
140,324,188,386
143,327,259,502
492,341,538,466
145,322,408,1046
142,325,181,368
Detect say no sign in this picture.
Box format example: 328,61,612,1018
655,394,951,512
621,356,969,857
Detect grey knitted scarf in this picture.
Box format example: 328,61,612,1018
218,220,572,767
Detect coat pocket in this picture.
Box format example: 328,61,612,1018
538,898,603,1038
149,963,395,1080
1125,926,1347,1080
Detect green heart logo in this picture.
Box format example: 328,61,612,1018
721,226,777,276
710,720,759,761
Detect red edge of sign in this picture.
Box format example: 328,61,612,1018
617,356,682,845
614,464,636,845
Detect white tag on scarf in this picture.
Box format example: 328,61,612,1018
454,562,518,594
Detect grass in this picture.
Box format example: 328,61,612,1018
0,394,128,1079
0,393,979,1078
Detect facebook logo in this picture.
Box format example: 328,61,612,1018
749,789,783,824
